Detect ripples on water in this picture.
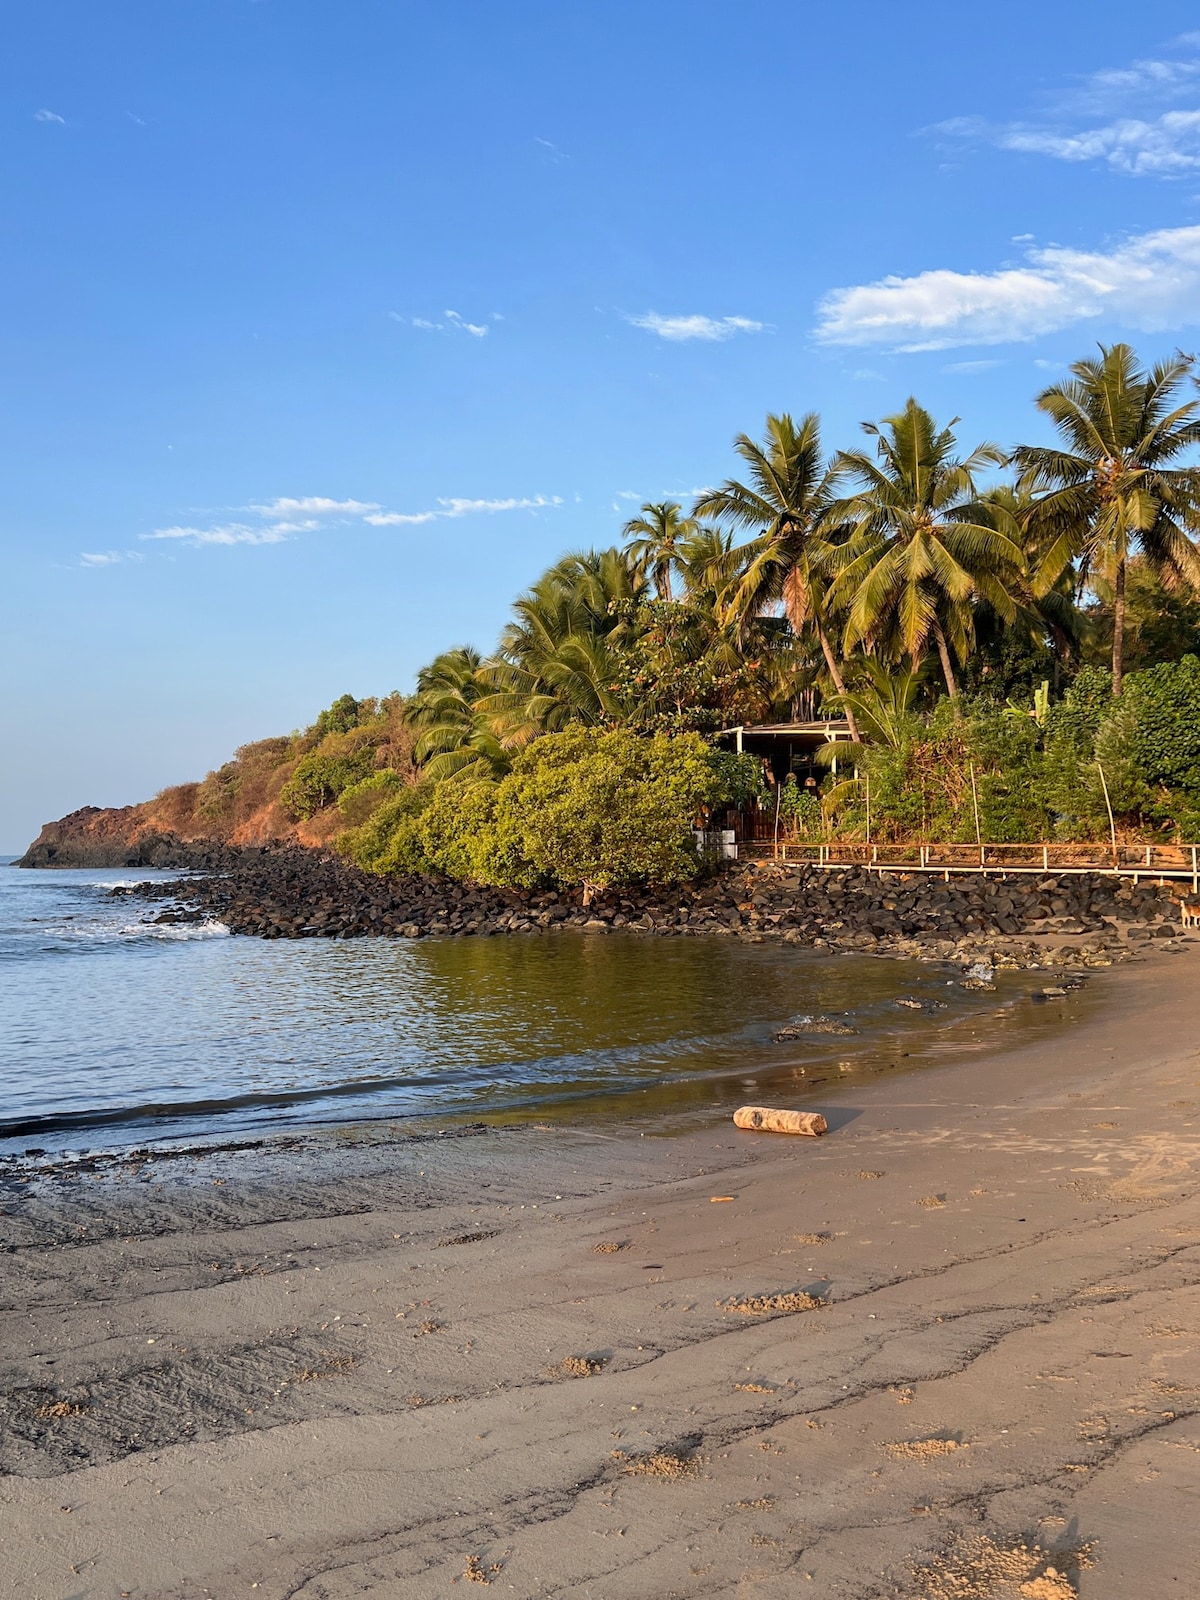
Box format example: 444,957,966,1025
0,862,1062,1153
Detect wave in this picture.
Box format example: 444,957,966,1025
2,918,231,952
139,919,231,942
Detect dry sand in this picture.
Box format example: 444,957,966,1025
2,944,1198,1599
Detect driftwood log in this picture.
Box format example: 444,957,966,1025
734,1106,828,1137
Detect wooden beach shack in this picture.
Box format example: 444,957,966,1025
715,720,854,848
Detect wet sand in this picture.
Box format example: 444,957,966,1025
2,945,1199,1599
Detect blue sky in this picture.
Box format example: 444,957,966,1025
4,1,1200,849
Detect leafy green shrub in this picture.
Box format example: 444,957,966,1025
310,693,364,740
707,749,768,808
280,745,377,819
337,769,408,827
486,726,721,890
779,785,822,837
347,728,723,888
338,784,435,873
1122,655,1200,798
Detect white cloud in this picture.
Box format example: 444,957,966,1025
143,522,295,547
400,309,490,337
445,310,488,338
815,223,1200,350
999,110,1200,176
942,358,1005,373
366,494,562,528
256,496,379,517
35,108,65,124
363,510,439,527
138,490,561,549
1064,43,1200,114
440,494,559,515
80,550,141,567
933,41,1200,177
626,312,765,342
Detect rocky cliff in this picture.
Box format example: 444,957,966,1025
15,806,245,869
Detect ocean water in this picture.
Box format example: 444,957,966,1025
0,862,1062,1154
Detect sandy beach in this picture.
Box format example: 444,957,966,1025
3,943,1198,1600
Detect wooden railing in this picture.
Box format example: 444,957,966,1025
738,838,1200,886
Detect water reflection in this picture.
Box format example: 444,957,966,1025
0,868,1075,1151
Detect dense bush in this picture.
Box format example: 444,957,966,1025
801,658,1200,845
487,726,722,889
341,727,729,889
336,769,408,827
279,738,377,820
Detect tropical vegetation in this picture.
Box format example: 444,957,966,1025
151,343,1200,886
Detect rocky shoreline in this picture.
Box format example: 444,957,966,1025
15,808,251,870
110,847,1192,972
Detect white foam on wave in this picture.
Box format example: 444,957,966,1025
139,919,232,942
29,916,232,945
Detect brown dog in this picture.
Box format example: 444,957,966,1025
1181,897,1200,928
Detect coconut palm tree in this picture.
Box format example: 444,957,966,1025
621,501,697,602
824,657,925,751
828,399,1022,699
409,647,484,756
475,549,645,751
405,646,511,784
1012,343,1200,695
670,525,737,609
977,484,1088,685
693,413,860,738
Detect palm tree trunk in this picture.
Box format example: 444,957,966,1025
816,622,861,744
1112,555,1126,697
658,563,673,605
933,620,959,700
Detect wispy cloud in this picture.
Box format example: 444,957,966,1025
939,110,1200,177
1061,38,1200,115
815,223,1200,350
932,38,1200,176
255,496,380,517
626,312,766,342
611,485,712,512
80,550,141,568
144,523,293,547
397,309,490,337
133,490,561,551
34,108,65,124
441,495,559,515
361,510,439,527
140,494,367,549
942,358,1006,373
366,494,562,527
535,136,569,164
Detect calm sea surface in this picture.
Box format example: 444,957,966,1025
1,861,1065,1154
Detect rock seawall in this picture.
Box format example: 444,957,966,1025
112,850,1191,969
